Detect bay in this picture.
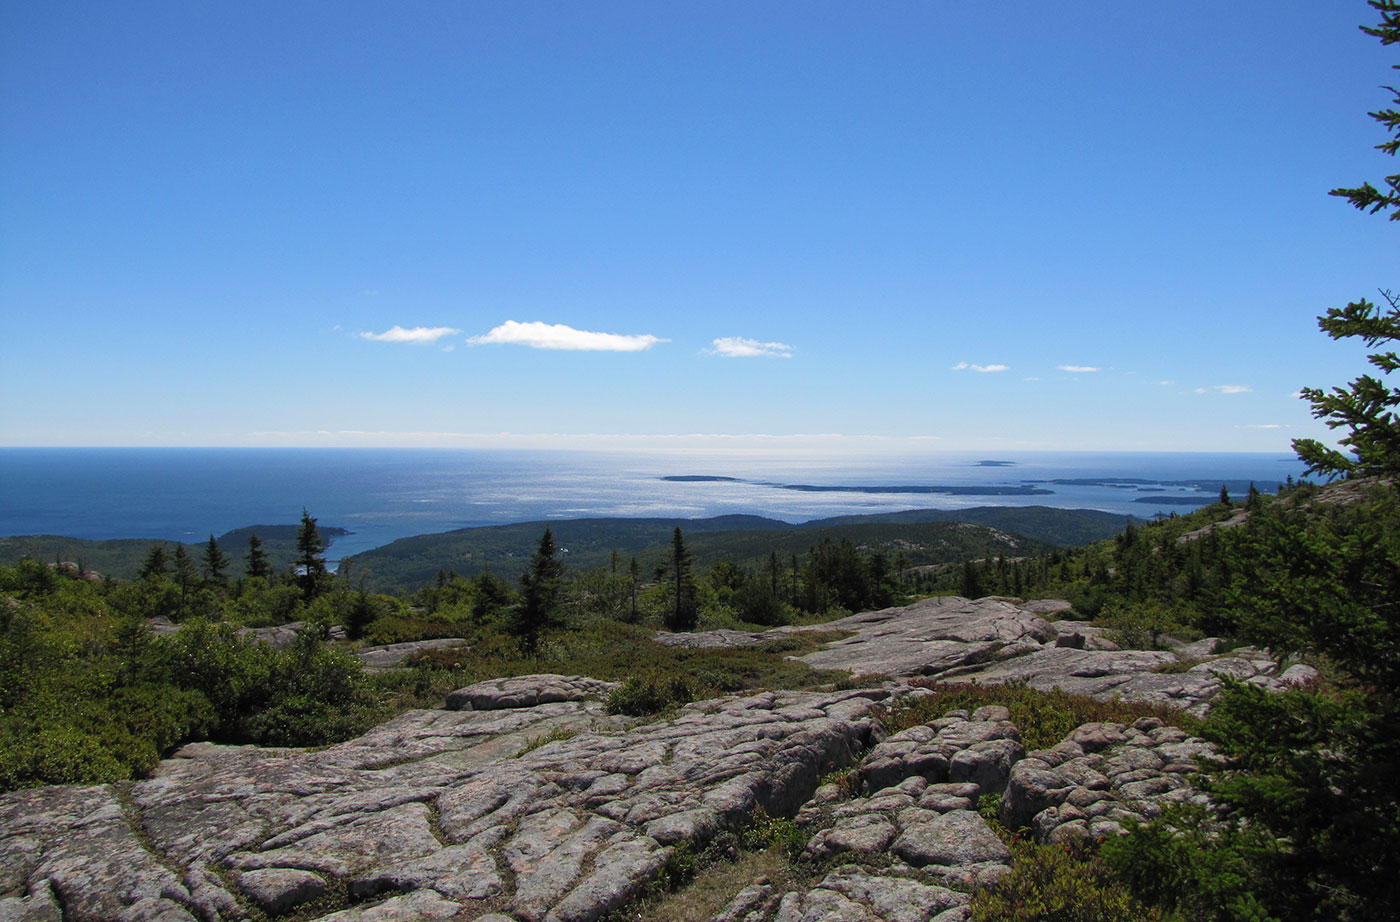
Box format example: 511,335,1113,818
0,448,1308,561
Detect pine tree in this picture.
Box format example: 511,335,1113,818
139,544,169,581
296,509,328,600
171,544,199,619
628,556,641,623
202,534,229,584
1293,1,1400,479
245,533,271,579
666,527,698,631
514,528,564,654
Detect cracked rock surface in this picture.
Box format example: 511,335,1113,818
4,596,1292,922
0,682,891,922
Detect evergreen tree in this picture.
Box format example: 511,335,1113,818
514,527,564,654
245,534,271,580
472,566,513,623
666,527,698,631
345,589,377,640
1293,1,1400,479
171,544,199,619
202,534,229,584
1110,10,1400,917
296,509,328,601
628,556,641,624
959,558,985,600
139,544,169,581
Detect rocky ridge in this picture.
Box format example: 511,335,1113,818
0,596,1310,922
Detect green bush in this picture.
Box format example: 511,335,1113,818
605,675,694,716
1101,805,1278,922
969,839,1163,922
737,806,807,858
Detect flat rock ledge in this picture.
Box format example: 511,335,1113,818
0,684,890,922
667,596,1309,716
4,596,1307,922
446,674,621,711
354,638,469,672
0,670,1224,922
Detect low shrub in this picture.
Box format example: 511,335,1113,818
606,675,694,716
968,839,1164,922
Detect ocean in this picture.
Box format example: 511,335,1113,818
0,448,1309,560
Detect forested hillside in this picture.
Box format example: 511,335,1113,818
342,506,1134,594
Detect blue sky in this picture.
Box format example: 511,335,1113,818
1,1,1394,452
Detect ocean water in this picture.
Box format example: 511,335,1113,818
0,448,1308,560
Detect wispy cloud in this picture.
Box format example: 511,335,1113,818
952,361,1009,373
709,337,794,358
360,325,461,344
468,321,666,352
1243,423,1284,429
1195,385,1253,395
1058,365,1099,373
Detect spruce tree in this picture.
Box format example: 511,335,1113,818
296,508,328,600
628,556,641,623
202,534,229,584
666,527,698,632
171,544,198,619
245,534,271,579
1293,0,1400,479
514,527,564,654
139,544,169,581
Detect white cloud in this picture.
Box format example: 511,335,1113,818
952,361,1008,373
1243,424,1284,429
360,325,461,344
709,337,794,358
468,320,665,352
1058,365,1100,373
1195,384,1253,395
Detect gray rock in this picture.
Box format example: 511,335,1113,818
0,881,62,922
312,890,465,921
354,638,467,671
891,810,1011,867
795,597,1056,678
446,673,620,710
776,866,967,922
236,867,328,914
710,882,777,922
805,813,897,860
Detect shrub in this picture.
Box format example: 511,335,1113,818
1101,805,1279,922
968,839,1163,922
605,675,694,716
738,806,807,858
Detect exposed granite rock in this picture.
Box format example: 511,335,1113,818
1000,717,1213,839
653,628,786,649
765,866,969,922
859,710,1023,794
794,597,1056,678
0,686,889,922
1,596,1284,922
234,867,328,914
353,638,467,671
446,673,620,710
